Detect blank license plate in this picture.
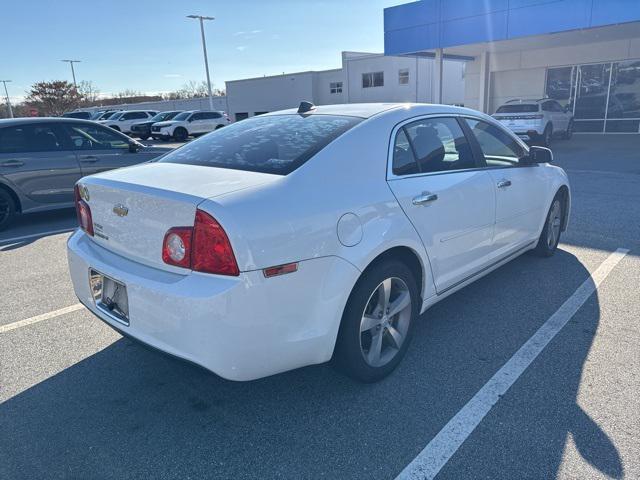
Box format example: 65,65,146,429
90,270,130,326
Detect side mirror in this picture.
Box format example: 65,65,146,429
128,141,140,153
523,146,553,165
563,105,571,113
120,117,127,121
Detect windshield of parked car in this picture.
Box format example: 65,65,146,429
150,111,179,122
496,104,539,113
172,112,192,121
159,114,362,175
108,112,124,120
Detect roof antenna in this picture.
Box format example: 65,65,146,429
298,101,316,114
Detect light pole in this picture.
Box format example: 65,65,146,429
0,80,13,118
187,15,215,110
61,59,81,88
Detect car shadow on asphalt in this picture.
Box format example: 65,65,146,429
0,249,623,479
0,209,76,250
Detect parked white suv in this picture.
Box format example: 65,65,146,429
492,99,573,146
151,110,230,142
99,110,158,135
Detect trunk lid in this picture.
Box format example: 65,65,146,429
81,162,278,271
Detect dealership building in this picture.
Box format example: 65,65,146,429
224,51,465,121
385,0,640,133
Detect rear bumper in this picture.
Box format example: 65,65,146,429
67,230,359,381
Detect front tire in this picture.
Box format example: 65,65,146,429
0,189,17,231
534,193,564,257
173,127,188,142
334,259,420,382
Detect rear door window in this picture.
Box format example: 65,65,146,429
159,114,362,175
0,126,29,153
0,124,67,153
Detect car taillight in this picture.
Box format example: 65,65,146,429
192,210,239,276
161,209,239,276
162,227,192,268
74,184,94,236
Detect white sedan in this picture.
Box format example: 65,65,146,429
67,102,570,382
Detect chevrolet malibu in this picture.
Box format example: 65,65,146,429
67,103,570,382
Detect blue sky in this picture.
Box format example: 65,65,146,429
3,0,405,102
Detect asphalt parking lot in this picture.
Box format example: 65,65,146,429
1,135,639,479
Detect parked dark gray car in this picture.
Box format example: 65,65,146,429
0,118,171,230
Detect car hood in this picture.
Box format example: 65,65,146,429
153,121,178,127
131,121,154,127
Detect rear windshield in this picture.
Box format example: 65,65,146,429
158,114,362,175
496,104,539,113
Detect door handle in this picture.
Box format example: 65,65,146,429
412,192,438,206
1,160,24,167
497,179,512,188
80,156,98,163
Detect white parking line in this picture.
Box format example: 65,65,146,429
0,228,75,245
0,304,84,334
396,247,629,480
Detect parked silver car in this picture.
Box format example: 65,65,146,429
0,118,171,230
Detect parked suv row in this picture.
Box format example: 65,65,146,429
98,110,158,134
492,98,574,146
150,110,230,142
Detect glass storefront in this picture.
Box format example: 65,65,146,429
545,60,640,133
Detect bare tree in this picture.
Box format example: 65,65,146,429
162,81,225,100
77,80,101,104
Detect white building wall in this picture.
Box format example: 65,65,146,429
226,72,315,120
314,69,346,105
223,51,467,119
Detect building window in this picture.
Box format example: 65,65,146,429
235,112,249,121
254,112,269,116
362,71,384,88
330,82,343,94
399,69,409,85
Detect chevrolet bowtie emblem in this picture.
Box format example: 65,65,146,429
113,204,129,217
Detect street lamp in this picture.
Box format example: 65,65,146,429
61,59,81,88
0,80,13,118
187,14,215,110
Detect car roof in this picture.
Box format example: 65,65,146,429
263,103,488,120
0,117,104,127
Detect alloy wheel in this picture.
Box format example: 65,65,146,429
547,200,562,248
359,277,412,368
0,197,9,224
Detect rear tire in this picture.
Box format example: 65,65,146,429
334,259,420,382
139,135,149,141
173,127,188,142
110,125,121,132
533,193,564,257
0,189,17,232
